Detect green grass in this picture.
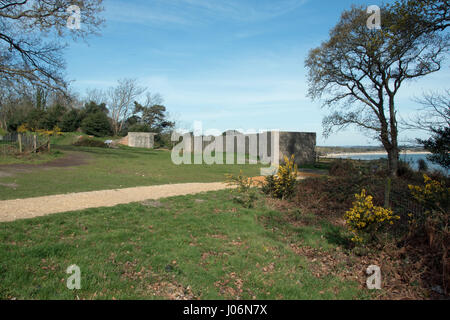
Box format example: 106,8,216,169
299,159,333,171
0,190,369,300
0,145,266,200
0,150,64,165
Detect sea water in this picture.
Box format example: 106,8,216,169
331,153,448,175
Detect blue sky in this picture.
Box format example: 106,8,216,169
65,0,449,146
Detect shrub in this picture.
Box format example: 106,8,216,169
417,159,428,172
154,133,174,149
344,189,400,243
408,174,449,235
225,170,259,208
329,159,356,176
408,174,449,292
262,155,298,199
0,127,7,136
261,175,276,196
81,112,112,137
127,123,151,133
40,104,67,130
35,126,63,137
397,160,415,178
418,127,450,170
26,108,46,131
73,137,107,148
17,123,29,133
60,109,81,132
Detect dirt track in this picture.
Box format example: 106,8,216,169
0,182,231,222
0,168,325,223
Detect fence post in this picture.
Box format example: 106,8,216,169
18,133,22,153
33,135,37,153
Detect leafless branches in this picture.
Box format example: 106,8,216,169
107,79,146,136
402,90,450,132
0,0,104,92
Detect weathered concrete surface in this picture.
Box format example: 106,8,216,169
127,132,156,149
178,131,316,166
279,132,316,165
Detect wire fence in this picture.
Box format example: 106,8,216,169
0,133,48,155
391,189,424,216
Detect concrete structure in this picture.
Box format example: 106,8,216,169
279,132,316,165
126,132,156,149
181,131,316,166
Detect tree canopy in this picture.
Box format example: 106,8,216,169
305,2,449,175
0,0,104,91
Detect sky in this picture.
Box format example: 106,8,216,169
65,0,449,146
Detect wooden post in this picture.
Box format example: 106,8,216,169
18,133,22,153
33,135,37,153
48,138,51,152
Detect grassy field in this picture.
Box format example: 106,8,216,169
0,144,266,200
0,150,64,165
0,190,370,300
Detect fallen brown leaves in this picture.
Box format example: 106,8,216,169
214,272,244,299
108,254,196,300
288,240,432,299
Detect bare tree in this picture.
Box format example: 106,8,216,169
403,90,450,132
107,78,146,136
305,4,449,176
85,88,107,105
0,0,104,92
141,92,164,109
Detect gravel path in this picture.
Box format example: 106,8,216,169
0,182,231,223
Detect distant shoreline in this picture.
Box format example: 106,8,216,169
323,151,431,157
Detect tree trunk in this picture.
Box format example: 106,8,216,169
387,147,399,177
388,94,399,177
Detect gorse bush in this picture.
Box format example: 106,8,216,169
35,126,63,137
17,123,29,133
262,175,276,196
344,189,400,243
225,170,258,208
408,174,449,215
16,124,62,137
408,174,449,242
408,174,450,293
262,155,298,200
